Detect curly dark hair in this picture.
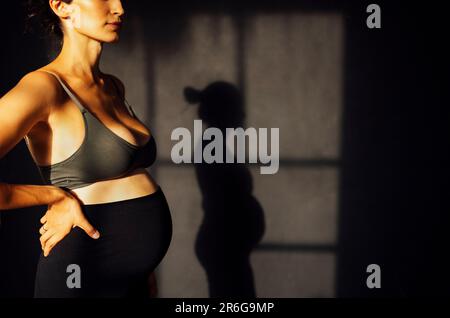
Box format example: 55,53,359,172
24,0,73,39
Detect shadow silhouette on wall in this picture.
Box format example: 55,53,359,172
183,82,266,297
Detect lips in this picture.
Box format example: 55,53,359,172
106,22,122,30
107,20,122,26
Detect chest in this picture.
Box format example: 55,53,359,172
26,97,150,167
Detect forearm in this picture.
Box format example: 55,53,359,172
0,182,65,211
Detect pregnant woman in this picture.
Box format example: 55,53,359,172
0,0,172,297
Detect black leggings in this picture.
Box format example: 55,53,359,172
34,186,173,298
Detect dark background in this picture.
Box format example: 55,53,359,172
1,0,449,297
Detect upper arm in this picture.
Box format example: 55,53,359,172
0,71,59,160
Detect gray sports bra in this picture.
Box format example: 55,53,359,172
25,70,157,190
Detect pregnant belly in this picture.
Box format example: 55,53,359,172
69,168,159,205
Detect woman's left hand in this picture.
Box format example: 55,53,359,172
39,189,100,257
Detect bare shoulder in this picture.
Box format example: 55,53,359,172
18,69,61,92
1,70,64,120
14,70,64,107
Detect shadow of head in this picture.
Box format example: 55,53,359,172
184,81,245,129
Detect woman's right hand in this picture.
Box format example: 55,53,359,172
39,189,100,257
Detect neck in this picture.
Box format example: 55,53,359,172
54,32,104,86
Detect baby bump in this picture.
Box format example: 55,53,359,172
34,187,173,297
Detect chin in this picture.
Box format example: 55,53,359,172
102,34,120,43
106,36,120,43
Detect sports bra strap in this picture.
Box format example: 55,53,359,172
124,99,137,118
108,75,137,118
38,70,87,114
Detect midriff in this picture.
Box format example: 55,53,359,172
67,168,159,205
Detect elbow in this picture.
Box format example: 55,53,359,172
0,143,7,160
0,182,11,210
